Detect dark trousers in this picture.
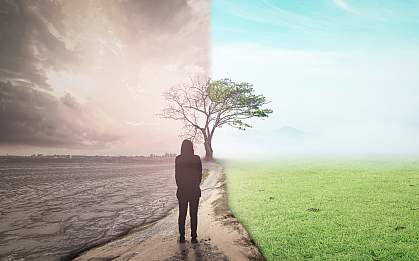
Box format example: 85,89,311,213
178,197,200,238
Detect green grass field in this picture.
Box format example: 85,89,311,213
224,157,419,260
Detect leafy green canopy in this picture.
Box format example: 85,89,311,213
209,78,272,130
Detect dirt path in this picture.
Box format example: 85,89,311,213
73,162,264,261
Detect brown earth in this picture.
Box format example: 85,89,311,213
73,162,264,261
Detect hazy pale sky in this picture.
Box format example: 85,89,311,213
212,0,419,157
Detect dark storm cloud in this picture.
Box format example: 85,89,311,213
0,0,115,148
0,0,191,87
0,81,119,148
110,0,192,33
63,0,194,43
0,0,75,89
0,0,208,150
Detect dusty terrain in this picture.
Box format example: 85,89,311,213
74,162,264,261
0,159,177,260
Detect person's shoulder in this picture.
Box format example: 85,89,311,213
193,155,202,162
175,155,181,162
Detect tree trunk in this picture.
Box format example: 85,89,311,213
204,140,213,161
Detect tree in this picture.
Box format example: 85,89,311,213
162,77,273,161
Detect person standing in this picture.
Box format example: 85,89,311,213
175,139,202,244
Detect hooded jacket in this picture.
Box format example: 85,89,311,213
175,153,202,199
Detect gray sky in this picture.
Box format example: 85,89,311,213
0,0,209,155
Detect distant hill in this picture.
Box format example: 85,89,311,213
273,126,305,139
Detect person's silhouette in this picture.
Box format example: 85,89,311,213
175,139,202,244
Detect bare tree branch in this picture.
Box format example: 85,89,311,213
161,77,273,160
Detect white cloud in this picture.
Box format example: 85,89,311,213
333,0,377,19
218,0,322,32
334,0,353,13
